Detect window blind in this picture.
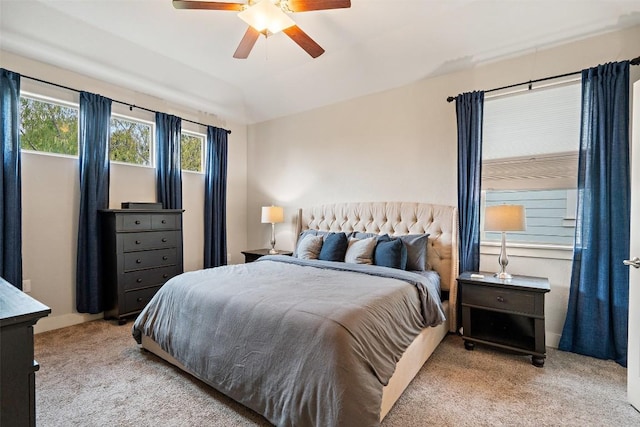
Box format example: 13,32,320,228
482,82,581,190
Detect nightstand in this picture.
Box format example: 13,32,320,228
457,272,551,367
241,249,293,263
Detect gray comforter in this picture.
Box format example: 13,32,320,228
132,256,445,427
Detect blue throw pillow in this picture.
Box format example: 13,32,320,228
398,234,430,271
318,232,348,261
374,236,407,269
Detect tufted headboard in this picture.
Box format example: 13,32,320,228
295,202,459,332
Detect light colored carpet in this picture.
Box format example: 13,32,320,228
34,320,639,426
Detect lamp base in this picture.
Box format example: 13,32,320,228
495,232,512,280
268,222,277,255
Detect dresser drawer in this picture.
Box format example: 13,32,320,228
463,285,536,315
121,231,177,252
120,214,151,231
124,286,162,314
122,265,179,291
123,248,177,272
152,214,178,230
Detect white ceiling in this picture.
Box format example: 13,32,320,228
1,0,639,124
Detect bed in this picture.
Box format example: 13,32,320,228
133,201,459,426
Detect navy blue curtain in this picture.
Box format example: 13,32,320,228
76,92,112,313
204,126,229,268
156,113,182,209
559,61,630,366
0,69,23,288
456,91,485,274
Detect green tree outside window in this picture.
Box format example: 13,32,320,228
20,97,78,155
181,133,203,172
110,117,151,166
21,95,204,172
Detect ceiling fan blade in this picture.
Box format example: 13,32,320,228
283,25,325,58
172,1,245,11
233,26,261,59
287,0,351,12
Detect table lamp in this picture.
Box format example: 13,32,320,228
484,204,526,279
261,206,284,254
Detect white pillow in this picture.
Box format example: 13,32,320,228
296,235,324,260
344,237,376,264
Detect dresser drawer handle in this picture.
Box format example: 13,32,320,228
136,259,142,264
136,278,142,283
162,238,167,242
135,240,141,244
137,297,143,303
496,296,505,303
161,220,167,224
163,274,168,278
162,256,168,260
135,220,141,225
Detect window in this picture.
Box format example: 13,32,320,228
181,132,204,172
20,95,79,156
481,83,581,246
109,115,153,166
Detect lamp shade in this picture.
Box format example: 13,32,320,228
484,204,526,232
261,206,284,224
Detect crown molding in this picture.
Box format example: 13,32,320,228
0,31,249,125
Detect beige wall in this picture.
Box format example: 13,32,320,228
247,25,640,347
4,25,639,341
1,50,248,333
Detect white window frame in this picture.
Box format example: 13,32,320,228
19,91,80,160
109,113,155,169
480,80,580,252
180,130,206,174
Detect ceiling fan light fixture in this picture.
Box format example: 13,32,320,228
238,0,295,34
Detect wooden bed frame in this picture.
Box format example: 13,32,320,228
141,201,459,422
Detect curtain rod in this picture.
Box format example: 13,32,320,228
18,72,231,134
446,55,640,103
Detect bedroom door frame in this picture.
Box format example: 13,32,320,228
628,79,640,412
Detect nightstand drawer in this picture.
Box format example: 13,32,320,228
123,248,177,272
121,231,177,252
124,286,162,313
463,285,536,315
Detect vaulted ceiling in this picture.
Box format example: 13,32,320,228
2,0,639,124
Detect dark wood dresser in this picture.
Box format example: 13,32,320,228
0,278,51,427
100,209,184,324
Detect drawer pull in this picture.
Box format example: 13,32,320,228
161,220,167,224
135,220,141,225
136,278,142,283
496,296,505,303
163,274,168,278
136,259,142,264
135,240,141,244
162,256,168,260
162,238,167,242
137,297,143,303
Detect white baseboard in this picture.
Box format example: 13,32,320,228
34,312,103,334
547,331,561,349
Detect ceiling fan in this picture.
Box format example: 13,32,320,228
172,0,351,59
